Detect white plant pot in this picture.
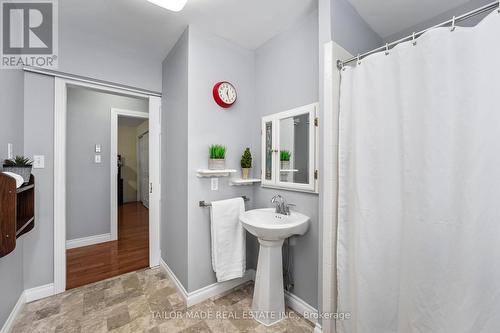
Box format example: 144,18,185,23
208,158,226,170
280,161,290,170
242,168,251,179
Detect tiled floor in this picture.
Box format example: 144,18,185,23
12,267,314,332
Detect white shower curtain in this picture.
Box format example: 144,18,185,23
337,11,500,333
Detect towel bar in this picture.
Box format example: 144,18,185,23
199,196,250,207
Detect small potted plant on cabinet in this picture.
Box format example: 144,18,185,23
208,144,226,170
280,150,291,170
240,148,252,179
3,156,33,184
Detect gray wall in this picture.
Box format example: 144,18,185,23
0,70,25,328
161,29,190,288
253,10,320,308
186,26,257,292
22,72,55,289
383,0,493,42
331,0,383,55
0,3,160,326
66,87,147,240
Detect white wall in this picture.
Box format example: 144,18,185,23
66,87,148,241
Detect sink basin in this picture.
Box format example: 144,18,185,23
239,208,310,326
239,208,310,241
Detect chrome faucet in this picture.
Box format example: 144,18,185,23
271,195,294,215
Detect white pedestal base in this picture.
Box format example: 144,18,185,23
251,239,285,326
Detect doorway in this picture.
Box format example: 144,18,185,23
53,78,161,293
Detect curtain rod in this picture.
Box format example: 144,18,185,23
23,66,162,97
337,1,500,69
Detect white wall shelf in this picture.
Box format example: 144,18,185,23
280,169,299,173
196,169,237,178
229,178,261,186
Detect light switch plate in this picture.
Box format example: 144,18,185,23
33,155,45,169
95,155,102,163
95,144,101,153
211,178,219,191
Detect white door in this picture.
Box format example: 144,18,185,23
139,132,149,208
148,96,161,267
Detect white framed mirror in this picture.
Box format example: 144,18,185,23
261,103,318,193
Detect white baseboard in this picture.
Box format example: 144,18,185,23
285,290,318,324
25,283,55,303
313,323,322,333
0,292,25,333
159,258,189,302
187,269,255,307
159,258,255,307
66,233,112,249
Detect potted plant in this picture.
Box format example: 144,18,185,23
3,155,33,184
280,150,291,170
240,148,252,179
208,144,226,170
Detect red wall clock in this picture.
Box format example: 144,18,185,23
213,81,237,108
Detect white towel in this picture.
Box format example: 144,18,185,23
2,172,24,188
210,197,246,282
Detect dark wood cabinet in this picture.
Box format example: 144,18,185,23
0,173,35,258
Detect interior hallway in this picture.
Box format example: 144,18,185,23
66,202,149,289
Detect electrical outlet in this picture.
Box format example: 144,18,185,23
95,144,102,153
211,178,219,191
33,155,45,169
95,155,102,163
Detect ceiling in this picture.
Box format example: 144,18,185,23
60,0,317,63
346,0,473,38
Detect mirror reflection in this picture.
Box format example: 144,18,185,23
279,113,309,184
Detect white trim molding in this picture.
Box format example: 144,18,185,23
24,283,55,303
0,292,25,333
53,77,161,295
110,108,149,241
284,290,318,324
1,283,56,333
159,258,256,307
66,233,112,249
159,258,189,302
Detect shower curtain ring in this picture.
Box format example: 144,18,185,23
450,16,456,31
412,32,417,46
357,54,361,65
385,43,390,55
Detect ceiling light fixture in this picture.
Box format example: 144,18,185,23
146,0,187,12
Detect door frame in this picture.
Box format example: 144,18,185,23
54,77,161,294
110,108,149,241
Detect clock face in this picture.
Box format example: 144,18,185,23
213,82,237,108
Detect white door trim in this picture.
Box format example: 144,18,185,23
110,108,149,241
54,77,161,294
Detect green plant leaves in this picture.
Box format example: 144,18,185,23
240,148,252,168
3,155,33,167
209,145,226,159
280,150,291,161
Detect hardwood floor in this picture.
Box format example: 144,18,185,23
66,201,149,289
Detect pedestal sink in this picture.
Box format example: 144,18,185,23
239,208,310,326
